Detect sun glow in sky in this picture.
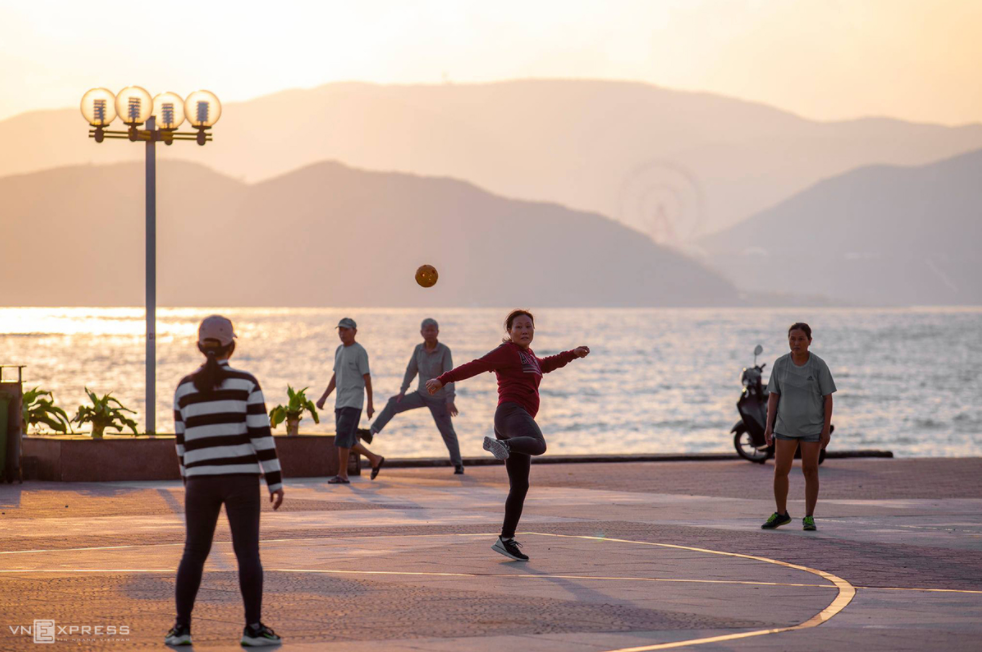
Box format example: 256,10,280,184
1,0,981,125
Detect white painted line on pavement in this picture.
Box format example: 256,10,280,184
524,533,856,652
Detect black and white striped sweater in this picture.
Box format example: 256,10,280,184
173,362,283,492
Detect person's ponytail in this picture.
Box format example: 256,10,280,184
192,341,234,393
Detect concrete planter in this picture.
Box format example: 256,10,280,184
22,433,360,483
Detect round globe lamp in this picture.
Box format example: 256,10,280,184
115,86,153,126
152,92,186,131
80,88,117,127
184,90,222,128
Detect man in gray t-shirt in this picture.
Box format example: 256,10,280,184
369,318,463,474
316,318,384,483
333,340,371,411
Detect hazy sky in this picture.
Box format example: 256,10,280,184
2,0,980,125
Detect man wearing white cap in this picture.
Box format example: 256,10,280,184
316,317,385,483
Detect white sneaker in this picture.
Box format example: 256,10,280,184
483,436,510,460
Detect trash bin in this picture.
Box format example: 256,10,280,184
0,365,25,484
0,394,8,481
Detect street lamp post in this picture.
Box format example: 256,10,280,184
81,87,222,435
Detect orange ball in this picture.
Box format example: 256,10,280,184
415,264,439,288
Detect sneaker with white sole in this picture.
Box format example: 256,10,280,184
241,622,281,647
164,623,191,646
483,435,510,460
492,536,529,561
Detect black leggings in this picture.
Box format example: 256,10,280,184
176,474,263,627
494,402,547,538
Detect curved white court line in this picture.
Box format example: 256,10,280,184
523,533,856,652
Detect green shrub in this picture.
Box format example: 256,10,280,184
72,388,139,438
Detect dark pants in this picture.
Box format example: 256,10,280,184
494,402,547,538
176,474,263,627
371,391,463,467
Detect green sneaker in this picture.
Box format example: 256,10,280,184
241,622,281,647
761,511,792,529
164,623,191,646
803,516,817,531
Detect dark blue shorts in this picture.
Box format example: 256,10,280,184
334,407,362,448
775,432,822,443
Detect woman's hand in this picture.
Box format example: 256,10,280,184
574,346,590,359
426,379,443,395
820,429,831,450
764,426,774,447
270,489,284,511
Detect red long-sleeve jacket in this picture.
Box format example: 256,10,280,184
436,342,577,418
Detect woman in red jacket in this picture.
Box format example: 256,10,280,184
426,309,589,561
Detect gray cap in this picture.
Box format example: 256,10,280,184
198,315,236,346
337,317,357,330
420,318,439,329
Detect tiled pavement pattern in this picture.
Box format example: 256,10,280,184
0,457,979,650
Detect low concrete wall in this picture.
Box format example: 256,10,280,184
22,433,360,483
381,450,895,468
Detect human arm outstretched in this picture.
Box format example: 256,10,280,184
426,345,509,395
540,346,589,373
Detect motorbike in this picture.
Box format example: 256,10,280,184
732,344,828,464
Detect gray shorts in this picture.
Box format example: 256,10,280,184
775,432,821,443
334,407,362,448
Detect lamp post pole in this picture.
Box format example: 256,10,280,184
145,116,157,436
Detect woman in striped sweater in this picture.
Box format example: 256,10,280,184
165,315,284,648
426,309,590,562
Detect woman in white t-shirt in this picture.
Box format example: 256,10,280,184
761,322,836,532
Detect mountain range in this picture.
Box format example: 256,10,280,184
698,149,982,305
0,160,737,307
4,79,981,239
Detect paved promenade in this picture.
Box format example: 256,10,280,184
0,457,980,650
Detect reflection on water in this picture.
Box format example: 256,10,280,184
1,307,980,458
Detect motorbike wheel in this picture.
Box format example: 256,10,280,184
734,429,769,464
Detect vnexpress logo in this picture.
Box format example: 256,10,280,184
7,619,130,644
33,620,55,644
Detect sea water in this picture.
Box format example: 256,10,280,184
1,307,979,458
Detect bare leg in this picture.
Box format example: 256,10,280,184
336,447,350,480
351,442,381,468
800,441,822,516
773,439,798,514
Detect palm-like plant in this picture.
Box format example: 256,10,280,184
72,388,139,439
22,387,73,434
269,386,319,436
